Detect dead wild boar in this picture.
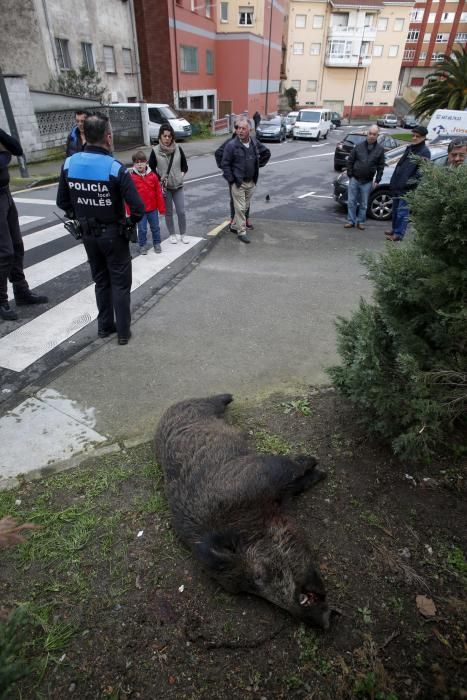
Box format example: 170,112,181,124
154,393,330,629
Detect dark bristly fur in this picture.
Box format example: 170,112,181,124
154,394,330,628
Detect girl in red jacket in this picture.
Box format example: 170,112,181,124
129,150,166,254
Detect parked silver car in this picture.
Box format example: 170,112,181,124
377,113,398,128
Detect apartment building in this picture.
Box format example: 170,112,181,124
134,0,285,117
399,1,467,97
1,0,141,103
284,0,414,118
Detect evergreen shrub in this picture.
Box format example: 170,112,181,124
328,162,467,461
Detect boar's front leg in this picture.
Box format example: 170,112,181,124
261,454,326,502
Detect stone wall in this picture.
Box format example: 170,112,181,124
0,76,43,158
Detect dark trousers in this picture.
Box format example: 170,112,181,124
0,188,29,304
83,230,132,337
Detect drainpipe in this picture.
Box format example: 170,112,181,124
172,0,181,107
265,0,274,114
129,0,144,100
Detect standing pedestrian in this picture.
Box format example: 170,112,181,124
128,150,166,254
385,126,430,242
447,138,466,168
253,111,261,130
220,118,270,244
149,123,188,244
65,110,89,157
215,122,254,232
57,112,144,345
0,129,48,321
344,125,385,231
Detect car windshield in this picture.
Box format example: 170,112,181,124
298,111,320,122
285,116,296,124
386,114,396,120
160,106,178,120
260,117,281,126
345,134,367,146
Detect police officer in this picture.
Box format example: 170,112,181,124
57,112,144,345
0,128,48,321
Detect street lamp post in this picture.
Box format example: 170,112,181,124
265,0,274,115
348,24,367,125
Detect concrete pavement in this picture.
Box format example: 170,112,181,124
0,215,380,489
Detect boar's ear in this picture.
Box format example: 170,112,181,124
195,531,240,571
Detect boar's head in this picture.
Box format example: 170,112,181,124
196,516,330,629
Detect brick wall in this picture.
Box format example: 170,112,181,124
133,0,174,104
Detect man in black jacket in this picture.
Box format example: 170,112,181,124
220,118,270,243
386,125,430,242
344,125,385,231
0,129,48,321
57,113,144,344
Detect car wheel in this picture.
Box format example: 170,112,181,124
316,131,321,141
323,130,328,139
368,189,393,221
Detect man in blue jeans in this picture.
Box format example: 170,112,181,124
386,125,430,242
344,125,385,231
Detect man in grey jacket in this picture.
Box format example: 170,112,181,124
344,125,385,231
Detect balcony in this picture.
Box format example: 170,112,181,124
325,53,372,68
327,25,377,41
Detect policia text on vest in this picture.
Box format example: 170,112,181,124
57,115,144,345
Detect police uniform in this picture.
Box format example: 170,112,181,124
57,145,144,342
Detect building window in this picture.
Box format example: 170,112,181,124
55,38,72,70
394,18,405,31
367,81,377,92
205,0,211,17
424,33,431,42
428,13,436,23
410,77,424,86
239,6,254,25
291,80,301,90
404,49,416,59
122,48,132,74
220,2,228,21
312,15,324,29
373,45,383,57
419,51,427,60
179,96,188,108
181,45,198,72
441,12,454,22
190,95,204,109
410,9,424,22
331,13,349,27
382,81,392,92
328,40,352,58
388,45,399,57
436,33,449,43
81,42,94,71
432,53,445,62
207,94,215,110
306,80,317,91
377,17,388,31
310,43,321,55
206,49,214,74
364,13,374,27
293,42,304,55
455,33,467,43
461,13,467,22
295,14,306,28
407,30,420,42
103,45,116,73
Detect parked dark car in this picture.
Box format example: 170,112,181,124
400,114,420,129
256,115,287,142
330,112,342,128
333,143,449,221
376,113,398,128
334,130,398,171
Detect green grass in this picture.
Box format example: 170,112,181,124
252,428,293,454
393,132,413,142
280,398,312,416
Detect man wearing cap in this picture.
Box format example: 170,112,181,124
385,125,430,242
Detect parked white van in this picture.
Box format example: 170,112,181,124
110,103,192,142
293,108,332,141
426,109,467,142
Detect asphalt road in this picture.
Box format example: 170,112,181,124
2,125,389,404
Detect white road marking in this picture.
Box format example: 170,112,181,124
0,389,107,483
13,197,57,205
0,236,202,372
8,245,87,292
298,191,316,199
302,194,334,199
22,223,69,251
19,215,43,226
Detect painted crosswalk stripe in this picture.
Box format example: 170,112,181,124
22,223,69,251
19,215,44,226
0,236,202,372
13,197,57,206
8,245,87,293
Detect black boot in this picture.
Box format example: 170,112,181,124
0,303,18,321
15,292,49,306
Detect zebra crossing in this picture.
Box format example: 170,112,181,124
1,220,203,373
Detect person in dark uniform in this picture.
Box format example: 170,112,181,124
57,112,144,344
0,128,48,321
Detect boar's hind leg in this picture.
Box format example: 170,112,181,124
265,454,326,500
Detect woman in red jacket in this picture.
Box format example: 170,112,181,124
128,150,166,254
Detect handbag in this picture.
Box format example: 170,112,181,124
161,151,175,197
